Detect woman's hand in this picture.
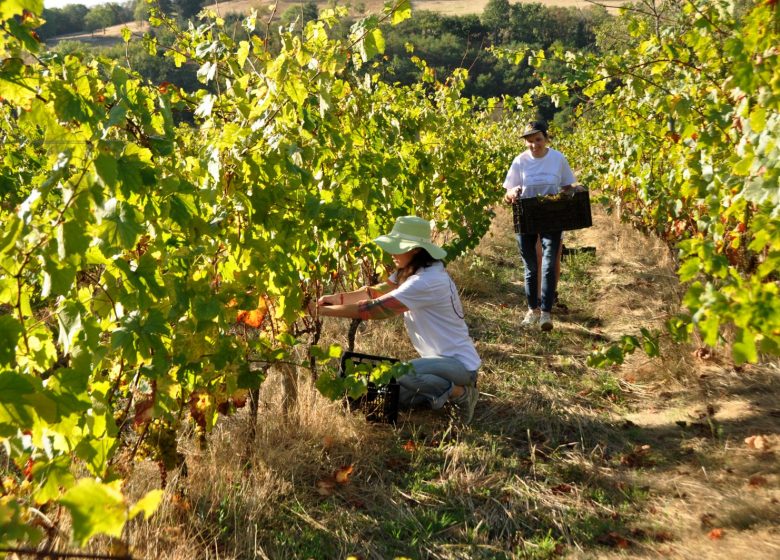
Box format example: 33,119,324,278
317,294,340,307
503,187,521,204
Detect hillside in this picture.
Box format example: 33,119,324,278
48,0,624,43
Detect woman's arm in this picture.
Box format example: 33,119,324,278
316,295,408,320
317,280,397,307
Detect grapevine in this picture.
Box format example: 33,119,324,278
517,0,780,365
0,0,522,546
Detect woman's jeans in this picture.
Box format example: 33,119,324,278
398,356,478,410
516,231,563,313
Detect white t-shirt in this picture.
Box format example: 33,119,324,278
386,262,481,371
503,148,576,198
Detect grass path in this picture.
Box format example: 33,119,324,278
127,205,779,559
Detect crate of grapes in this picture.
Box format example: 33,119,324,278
338,351,400,425
512,190,592,235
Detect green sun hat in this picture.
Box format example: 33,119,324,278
373,216,447,260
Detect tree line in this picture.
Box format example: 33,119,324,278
42,0,612,104
38,0,205,38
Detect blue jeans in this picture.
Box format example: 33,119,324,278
397,356,478,410
516,231,562,313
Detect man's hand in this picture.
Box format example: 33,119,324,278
503,187,521,204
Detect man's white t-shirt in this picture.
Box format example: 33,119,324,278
386,262,481,371
503,148,576,198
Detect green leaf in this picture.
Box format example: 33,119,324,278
677,258,700,282
32,455,77,504
0,498,43,545
94,152,118,187
57,219,91,260
391,0,412,25
732,328,757,364
0,213,23,256
0,314,21,366
42,259,76,298
0,372,59,435
98,199,144,250
0,0,43,20
640,327,660,357
121,27,131,43
50,82,89,123
60,479,127,545
7,17,39,52
748,106,766,133
314,368,348,400
364,28,385,60
57,300,83,355
284,77,308,106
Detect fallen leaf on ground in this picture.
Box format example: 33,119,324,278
403,440,417,453
316,478,336,496
597,531,630,549
745,435,771,450
708,528,723,540
550,483,574,494
335,464,354,484
748,475,768,487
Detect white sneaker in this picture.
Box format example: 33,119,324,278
521,308,540,326
539,311,553,331
453,384,479,425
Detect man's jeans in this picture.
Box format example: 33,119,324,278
398,356,478,410
516,231,563,313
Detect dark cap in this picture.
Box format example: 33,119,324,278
521,120,548,137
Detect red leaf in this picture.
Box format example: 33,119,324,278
708,528,723,540
23,457,34,481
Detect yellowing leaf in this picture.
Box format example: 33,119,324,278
60,479,126,545
391,0,412,25
129,489,163,520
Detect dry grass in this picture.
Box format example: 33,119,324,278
114,203,780,559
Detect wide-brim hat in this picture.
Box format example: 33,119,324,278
373,216,447,260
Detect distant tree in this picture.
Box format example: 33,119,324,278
481,0,510,43
174,0,205,20
134,0,149,22
84,5,117,34
39,4,89,40
280,0,318,29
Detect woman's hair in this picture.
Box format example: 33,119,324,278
397,248,439,284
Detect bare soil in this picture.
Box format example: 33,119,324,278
568,208,780,559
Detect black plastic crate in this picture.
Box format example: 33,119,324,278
512,190,592,235
339,351,400,425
